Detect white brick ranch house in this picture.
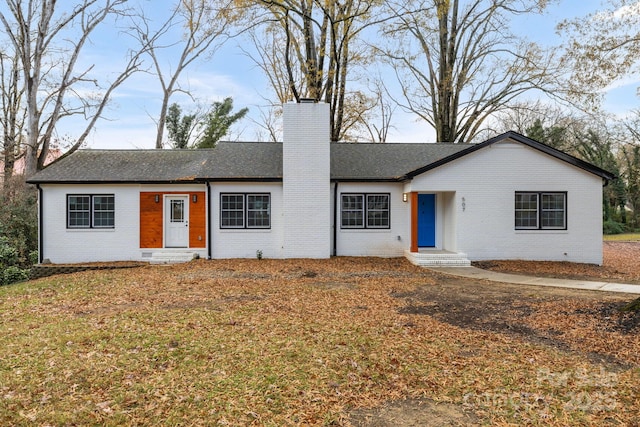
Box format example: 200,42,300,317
27,102,614,266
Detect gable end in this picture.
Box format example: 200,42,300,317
404,131,616,182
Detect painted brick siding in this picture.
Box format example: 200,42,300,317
40,184,141,263
335,182,408,257
407,141,604,264
209,182,284,259
282,102,331,258
39,184,207,263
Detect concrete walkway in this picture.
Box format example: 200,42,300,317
428,266,640,294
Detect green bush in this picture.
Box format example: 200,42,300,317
0,236,20,266
1,265,29,286
29,250,39,265
0,180,38,259
0,179,38,285
0,237,30,285
603,220,626,235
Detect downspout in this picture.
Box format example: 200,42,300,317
206,181,212,260
333,181,338,256
36,184,43,263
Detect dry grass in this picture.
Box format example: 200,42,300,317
0,257,639,426
604,233,640,242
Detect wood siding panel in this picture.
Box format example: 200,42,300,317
140,191,206,249
189,192,206,248
140,192,163,248
411,192,418,253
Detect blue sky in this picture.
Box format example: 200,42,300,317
57,0,639,149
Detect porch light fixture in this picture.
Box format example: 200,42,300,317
192,194,197,203
402,193,408,202
155,194,160,203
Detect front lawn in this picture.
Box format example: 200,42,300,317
1,258,638,426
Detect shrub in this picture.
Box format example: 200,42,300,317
0,237,30,286
0,236,20,266
603,220,626,235
0,179,38,285
1,266,29,286
0,179,38,259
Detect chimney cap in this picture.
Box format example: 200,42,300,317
299,98,318,103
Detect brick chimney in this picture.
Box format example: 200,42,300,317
282,101,331,258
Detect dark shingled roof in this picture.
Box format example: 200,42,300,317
27,149,212,183
27,143,283,183
330,142,468,180
27,132,615,184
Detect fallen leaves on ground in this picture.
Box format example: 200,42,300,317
0,255,638,426
474,241,640,284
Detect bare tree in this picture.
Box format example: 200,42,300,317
358,79,396,142
622,113,640,229
0,0,145,176
380,0,561,143
558,0,640,107
245,0,388,141
252,106,283,143
483,100,593,150
129,0,241,149
0,48,25,187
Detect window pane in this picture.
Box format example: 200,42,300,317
170,200,184,223
367,194,390,228
93,195,115,228
541,193,565,228
221,194,244,228
341,194,364,227
68,195,90,228
247,194,270,228
515,193,538,229
515,211,538,228
542,210,564,227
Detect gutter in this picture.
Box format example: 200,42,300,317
36,184,43,263
207,181,212,260
333,181,338,256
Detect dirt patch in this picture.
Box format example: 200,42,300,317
572,301,640,334
349,398,480,427
391,271,638,366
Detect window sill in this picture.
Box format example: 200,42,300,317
340,228,391,232
515,230,568,234
66,228,116,232
219,229,271,233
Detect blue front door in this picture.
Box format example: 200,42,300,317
418,194,436,247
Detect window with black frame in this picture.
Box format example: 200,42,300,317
515,192,566,230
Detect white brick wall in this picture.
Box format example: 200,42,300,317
209,182,284,259
406,141,604,264
282,102,331,258
335,182,408,257
39,183,207,263
39,136,605,265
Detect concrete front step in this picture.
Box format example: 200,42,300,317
404,250,471,267
150,252,199,264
